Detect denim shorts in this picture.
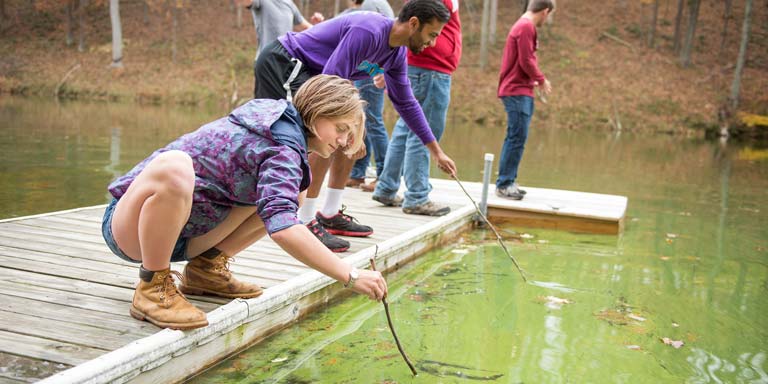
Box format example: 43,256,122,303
101,198,190,263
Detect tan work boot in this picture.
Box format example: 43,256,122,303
130,268,208,330
180,250,263,299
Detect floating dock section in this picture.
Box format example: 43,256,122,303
0,179,627,383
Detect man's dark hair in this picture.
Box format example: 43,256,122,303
354,0,364,5
398,0,450,25
528,0,555,13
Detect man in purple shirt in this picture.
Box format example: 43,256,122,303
253,0,458,252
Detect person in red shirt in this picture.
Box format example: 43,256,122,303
496,0,554,200
372,0,462,216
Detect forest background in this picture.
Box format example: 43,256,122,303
0,0,766,137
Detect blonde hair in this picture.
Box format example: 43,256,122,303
293,75,366,156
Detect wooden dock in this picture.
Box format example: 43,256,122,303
0,180,626,383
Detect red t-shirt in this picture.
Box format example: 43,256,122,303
406,0,462,75
498,17,546,98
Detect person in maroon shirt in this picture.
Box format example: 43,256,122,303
495,0,554,200
372,0,462,216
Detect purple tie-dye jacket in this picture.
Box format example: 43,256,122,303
108,99,311,237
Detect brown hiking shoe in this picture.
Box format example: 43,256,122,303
402,201,451,216
180,251,263,299
346,178,365,188
130,268,208,330
360,180,376,192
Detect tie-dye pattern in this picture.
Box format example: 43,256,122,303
108,99,311,237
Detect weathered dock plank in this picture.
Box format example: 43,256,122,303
0,180,627,383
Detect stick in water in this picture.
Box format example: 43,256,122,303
451,174,528,282
370,247,417,376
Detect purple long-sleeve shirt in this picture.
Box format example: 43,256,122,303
278,13,436,145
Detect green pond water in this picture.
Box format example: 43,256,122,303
1,96,767,383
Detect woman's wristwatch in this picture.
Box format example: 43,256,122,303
344,267,359,288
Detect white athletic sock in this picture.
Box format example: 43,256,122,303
298,197,318,224
321,188,345,217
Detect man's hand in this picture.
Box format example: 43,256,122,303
542,79,552,95
435,151,457,177
425,141,457,177
373,73,386,89
310,12,325,24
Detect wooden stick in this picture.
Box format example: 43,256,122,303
452,175,528,282
600,31,637,54
370,250,417,376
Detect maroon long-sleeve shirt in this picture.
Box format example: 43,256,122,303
498,17,546,98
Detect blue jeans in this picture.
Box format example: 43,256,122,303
374,66,452,208
496,95,534,188
351,78,389,179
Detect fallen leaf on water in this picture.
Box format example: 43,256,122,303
270,357,288,363
626,345,642,350
538,239,549,244
520,233,534,239
672,322,680,327
661,337,684,349
545,295,572,305
627,314,646,322
325,357,338,366
660,256,670,261
537,295,572,309
665,238,674,244
678,211,692,216
451,249,469,254
666,233,678,239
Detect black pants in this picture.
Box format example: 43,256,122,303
253,40,313,100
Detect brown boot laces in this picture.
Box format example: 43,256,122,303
156,270,187,306
212,254,234,279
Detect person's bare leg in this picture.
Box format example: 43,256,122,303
110,150,207,330
328,150,355,189
307,152,332,198
186,206,266,257
111,150,194,271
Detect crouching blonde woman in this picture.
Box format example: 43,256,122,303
102,75,388,330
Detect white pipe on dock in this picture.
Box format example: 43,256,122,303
479,153,494,218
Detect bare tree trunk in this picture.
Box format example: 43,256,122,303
479,0,490,68
65,0,74,46
648,0,659,48
730,0,753,110
143,0,150,25
719,0,733,58
680,0,700,67
334,0,340,16
110,0,123,68
171,3,178,63
1,0,6,20
520,0,528,14
236,4,242,28
78,0,87,52
672,0,684,52
489,0,498,44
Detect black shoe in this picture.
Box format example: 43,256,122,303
316,206,373,237
306,219,350,252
